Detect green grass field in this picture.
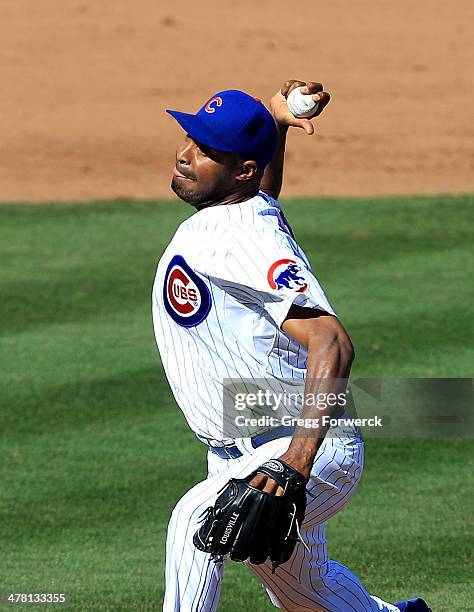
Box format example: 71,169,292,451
1,194,473,611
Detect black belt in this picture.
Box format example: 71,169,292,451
209,425,294,460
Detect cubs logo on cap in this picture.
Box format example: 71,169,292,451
204,96,223,113
163,255,211,327
267,259,308,293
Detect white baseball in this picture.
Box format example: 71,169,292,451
286,86,319,118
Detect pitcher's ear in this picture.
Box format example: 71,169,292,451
236,160,258,181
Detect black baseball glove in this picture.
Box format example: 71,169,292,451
193,459,308,572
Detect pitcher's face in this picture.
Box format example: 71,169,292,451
171,136,240,208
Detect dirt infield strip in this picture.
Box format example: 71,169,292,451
1,0,473,202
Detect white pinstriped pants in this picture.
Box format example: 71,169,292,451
163,423,398,611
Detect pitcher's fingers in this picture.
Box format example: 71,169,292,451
314,91,331,116
249,473,267,489
281,80,306,98
281,80,299,97
301,81,324,95
263,478,280,494
287,80,306,96
284,116,314,134
297,118,315,135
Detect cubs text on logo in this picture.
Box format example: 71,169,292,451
204,96,223,114
267,259,308,293
163,255,211,327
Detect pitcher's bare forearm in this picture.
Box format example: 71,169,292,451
282,309,355,470
260,125,288,200
250,306,354,492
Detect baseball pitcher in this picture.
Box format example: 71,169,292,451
152,79,431,612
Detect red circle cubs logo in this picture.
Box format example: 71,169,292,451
168,267,200,314
163,255,211,327
267,258,308,293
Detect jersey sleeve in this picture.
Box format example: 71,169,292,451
204,230,336,328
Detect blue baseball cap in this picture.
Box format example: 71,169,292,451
167,90,277,170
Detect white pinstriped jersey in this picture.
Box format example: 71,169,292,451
152,191,336,444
